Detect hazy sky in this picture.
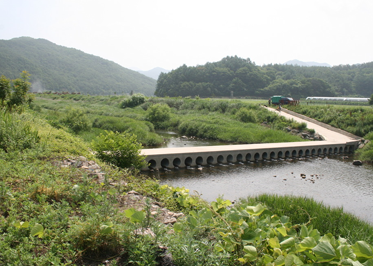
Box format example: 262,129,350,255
1,0,373,71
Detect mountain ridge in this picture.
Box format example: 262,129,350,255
0,37,156,95
285,59,331,67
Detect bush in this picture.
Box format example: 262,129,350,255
0,112,40,153
59,108,91,133
91,130,147,169
121,93,146,108
146,103,171,128
235,107,257,123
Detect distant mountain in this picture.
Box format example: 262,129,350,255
0,37,156,95
138,67,170,80
285,59,331,67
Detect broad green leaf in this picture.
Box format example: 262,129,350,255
341,258,364,266
300,225,309,238
14,221,29,229
243,245,258,262
100,224,113,235
173,222,183,233
352,241,373,259
262,254,274,264
280,237,295,249
124,208,145,223
246,204,267,216
363,258,373,266
312,241,336,262
187,216,198,228
277,226,288,237
201,209,212,222
309,229,321,242
269,237,281,249
242,229,258,243
338,245,356,260
273,248,282,257
30,223,44,238
214,243,225,253
280,216,290,224
296,237,317,252
274,255,285,266
285,254,304,266
228,211,241,223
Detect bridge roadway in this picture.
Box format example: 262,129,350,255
140,107,361,170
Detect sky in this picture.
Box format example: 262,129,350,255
1,0,373,71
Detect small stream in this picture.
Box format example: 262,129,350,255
145,132,373,224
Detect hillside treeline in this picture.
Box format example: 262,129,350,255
155,56,373,98
0,37,156,95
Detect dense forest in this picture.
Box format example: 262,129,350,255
155,56,373,98
0,37,156,95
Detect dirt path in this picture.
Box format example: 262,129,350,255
265,106,361,143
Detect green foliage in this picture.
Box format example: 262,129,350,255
0,112,40,153
174,200,373,265
0,71,34,112
91,130,147,169
59,107,92,133
235,107,257,123
146,103,171,128
369,94,373,105
0,37,156,95
156,56,373,98
120,93,146,108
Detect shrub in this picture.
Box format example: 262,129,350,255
59,108,92,133
235,107,257,123
121,93,146,108
146,103,171,128
91,130,147,169
0,112,40,153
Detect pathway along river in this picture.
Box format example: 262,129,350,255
145,132,373,224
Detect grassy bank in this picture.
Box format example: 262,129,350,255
1,108,373,265
33,94,311,147
286,104,373,161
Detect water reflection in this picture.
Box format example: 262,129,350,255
146,156,373,224
154,130,229,148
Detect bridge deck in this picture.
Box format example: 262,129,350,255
140,107,361,170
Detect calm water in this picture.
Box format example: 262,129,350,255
145,133,373,224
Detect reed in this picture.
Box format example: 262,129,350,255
241,194,373,244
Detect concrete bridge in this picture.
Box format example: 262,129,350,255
140,108,361,170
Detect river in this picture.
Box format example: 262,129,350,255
145,132,373,224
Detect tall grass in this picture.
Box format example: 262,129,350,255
241,194,373,244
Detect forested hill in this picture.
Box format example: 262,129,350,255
155,56,373,98
0,37,156,95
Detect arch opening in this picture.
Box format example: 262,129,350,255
207,156,214,165
246,153,252,161
217,155,224,164
227,154,234,163
161,158,169,168
278,151,283,158
185,157,193,166
236,154,243,162
148,159,157,169
196,156,203,165
173,158,181,167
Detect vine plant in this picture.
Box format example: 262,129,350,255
173,199,373,265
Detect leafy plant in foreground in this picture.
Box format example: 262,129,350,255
174,201,373,265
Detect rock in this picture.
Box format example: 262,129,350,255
353,160,363,166
300,174,306,179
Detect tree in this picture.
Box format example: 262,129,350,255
0,75,10,106
0,71,33,112
369,94,373,105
